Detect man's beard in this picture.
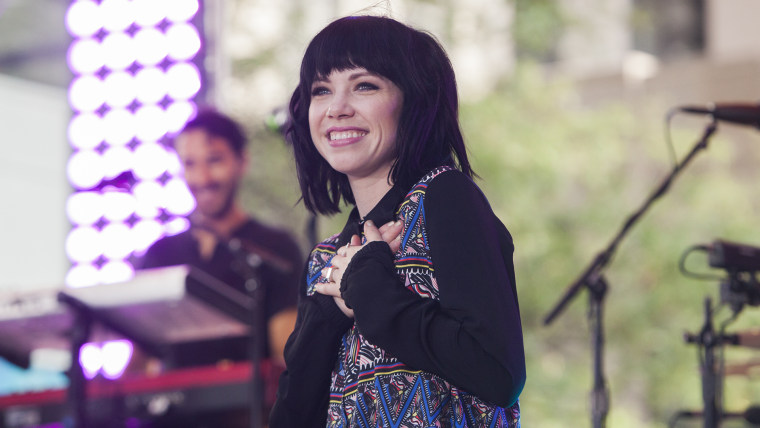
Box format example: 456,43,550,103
193,182,238,220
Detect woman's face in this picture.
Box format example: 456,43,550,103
308,67,404,183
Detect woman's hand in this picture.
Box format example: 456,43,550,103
315,219,403,317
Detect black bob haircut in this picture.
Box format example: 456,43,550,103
286,15,474,215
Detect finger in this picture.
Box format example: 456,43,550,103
350,234,362,247
380,220,403,243
363,220,383,242
314,280,341,297
388,234,403,254
377,219,397,235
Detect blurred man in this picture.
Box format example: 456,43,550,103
138,109,302,425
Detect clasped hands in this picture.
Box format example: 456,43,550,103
315,219,403,318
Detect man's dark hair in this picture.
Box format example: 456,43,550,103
287,15,474,215
180,109,247,157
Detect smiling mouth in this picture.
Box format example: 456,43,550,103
329,130,367,141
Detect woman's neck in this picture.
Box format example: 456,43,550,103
349,174,394,219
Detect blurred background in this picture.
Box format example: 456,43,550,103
0,0,759,427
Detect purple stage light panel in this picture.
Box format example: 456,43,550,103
66,0,205,287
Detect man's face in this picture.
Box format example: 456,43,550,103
174,129,246,219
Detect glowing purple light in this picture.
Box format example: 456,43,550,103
66,0,102,38
165,216,191,235
101,147,134,180
101,223,134,259
166,63,201,100
68,150,105,189
80,343,103,379
68,113,105,150
134,105,167,142
103,109,136,146
79,340,134,380
103,71,136,108
166,101,196,133
132,0,166,27
69,75,105,112
68,38,104,75
101,0,134,32
134,67,167,103
166,23,201,61
101,32,136,71
166,0,199,23
66,226,102,263
67,192,104,226
134,28,168,66
132,219,164,253
102,192,136,222
101,340,134,379
66,0,204,287
132,181,163,218
133,143,170,180
100,261,134,284
66,264,100,288
164,178,195,216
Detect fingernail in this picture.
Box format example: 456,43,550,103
365,220,374,227
394,220,401,226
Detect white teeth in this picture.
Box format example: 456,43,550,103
329,131,367,140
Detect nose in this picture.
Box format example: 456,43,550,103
327,94,353,118
185,164,212,188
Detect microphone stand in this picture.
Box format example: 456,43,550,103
228,238,265,428
543,120,718,428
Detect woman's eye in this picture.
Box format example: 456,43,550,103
356,82,379,91
311,86,330,97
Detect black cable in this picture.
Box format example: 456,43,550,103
679,244,724,281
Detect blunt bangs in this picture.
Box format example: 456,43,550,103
301,16,410,92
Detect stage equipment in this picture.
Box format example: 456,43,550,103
680,103,760,129
543,116,719,428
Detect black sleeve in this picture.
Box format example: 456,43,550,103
269,266,354,427
341,171,525,407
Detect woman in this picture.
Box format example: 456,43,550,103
270,15,525,427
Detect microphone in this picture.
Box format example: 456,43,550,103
680,103,760,129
